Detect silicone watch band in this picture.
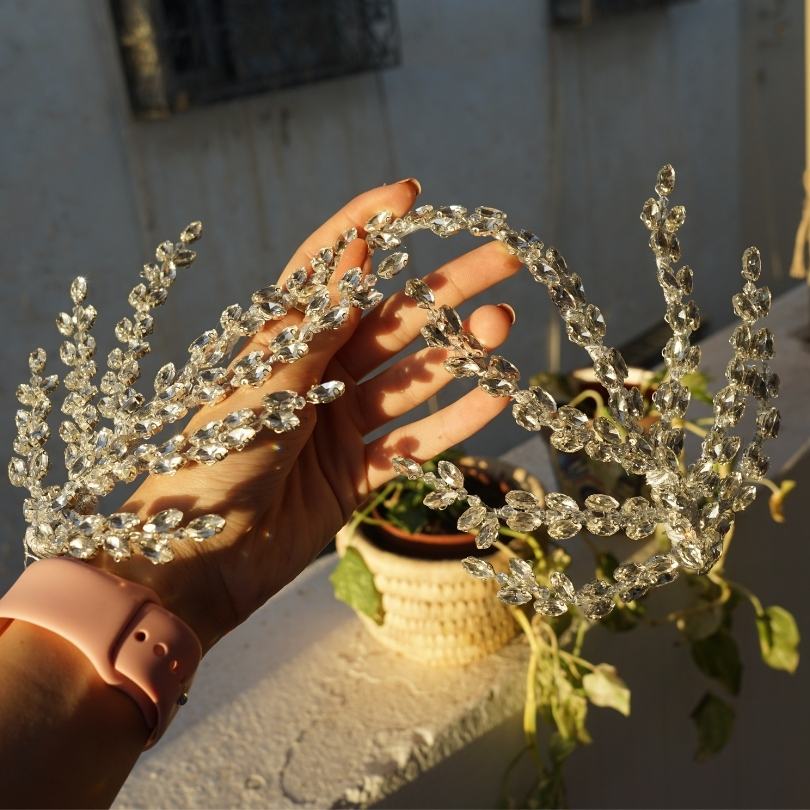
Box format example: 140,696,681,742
0,558,201,747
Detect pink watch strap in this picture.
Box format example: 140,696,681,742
0,558,201,747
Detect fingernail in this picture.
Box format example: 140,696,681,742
497,303,516,324
397,177,422,195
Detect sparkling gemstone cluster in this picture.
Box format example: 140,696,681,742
378,167,778,620
9,166,780,608
10,222,357,564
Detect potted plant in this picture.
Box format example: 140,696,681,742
331,450,545,666
332,386,799,807
482,366,797,806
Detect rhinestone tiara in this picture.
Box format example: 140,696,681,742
9,166,779,620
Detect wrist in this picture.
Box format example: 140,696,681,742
1,558,204,749
91,547,236,655
2,616,148,728
0,619,148,806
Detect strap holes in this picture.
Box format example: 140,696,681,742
153,642,168,657
169,659,180,672
134,630,147,642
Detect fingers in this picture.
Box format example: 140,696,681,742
186,181,420,429
340,240,522,381
354,303,514,434
278,179,420,284
245,178,419,361
232,235,367,367
363,387,511,491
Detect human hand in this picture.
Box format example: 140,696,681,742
98,179,522,652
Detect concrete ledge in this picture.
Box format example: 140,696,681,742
115,555,528,809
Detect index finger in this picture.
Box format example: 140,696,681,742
278,179,421,284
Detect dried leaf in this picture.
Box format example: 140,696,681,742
768,480,796,524
582,664,631,716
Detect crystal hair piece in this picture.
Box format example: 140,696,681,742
9,166,779,622
11,222,359,564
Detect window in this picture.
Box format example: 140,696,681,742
111,0,401,118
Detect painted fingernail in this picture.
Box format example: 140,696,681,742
497,303,516,324
397,177,422,195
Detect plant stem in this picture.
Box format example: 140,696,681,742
494,538,517,559
509,607,547,776
512,605,542,656
559,648,597,673
535,617,595,680
680,420,708,438
534,614,560,656
572,620,588,657
499,745,533,808
356,516,392,528
712,524,736,576
656,584,733,627
523,649,542,758
382,481,404,509
499,526,545,560
753,477,781,497
728,579,765,616
568,389,605,412
349,482,395,533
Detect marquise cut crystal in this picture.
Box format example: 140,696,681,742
368,166,778,619
10,166,779,618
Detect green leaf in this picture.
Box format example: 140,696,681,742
528,768,568,810
690,630,742,694
595,551,620,580
560,691,591,745
548,732,577,764
330,546,384,625
681,371,714,405
582,664,631,716
691,692,735,761
387,500,428,534
602,600,645,633
756,605,800,673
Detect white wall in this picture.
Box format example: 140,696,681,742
0,0,803,580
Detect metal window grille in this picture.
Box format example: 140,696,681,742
110,0,401,118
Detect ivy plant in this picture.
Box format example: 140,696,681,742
332,379,799,809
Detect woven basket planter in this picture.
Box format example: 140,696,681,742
335,456,544,667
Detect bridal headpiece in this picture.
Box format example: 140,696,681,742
9,166,779,620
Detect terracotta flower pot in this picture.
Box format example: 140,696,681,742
335,455,545,666
370,509,475,548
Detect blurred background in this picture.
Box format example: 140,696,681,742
0,1,807,806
